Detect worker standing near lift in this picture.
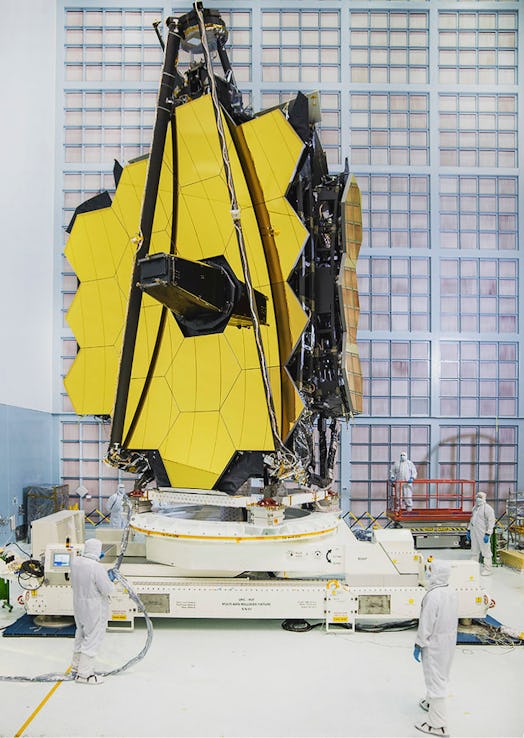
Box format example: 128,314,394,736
390,451,417,511
467,491,496,576
70,538,115,684
413,559,458,738
105,483,127,528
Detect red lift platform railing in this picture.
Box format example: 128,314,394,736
387,479,476,523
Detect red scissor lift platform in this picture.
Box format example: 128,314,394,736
387,479,476,548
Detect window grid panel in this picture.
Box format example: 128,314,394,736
65,8,164,82
440,341,518,418
64,90,157,164
350,423,430,519
260,90,341,166
350,92,429,167
359,340,431,417
61,420,137,515
358,257,431,332
438,11,518,86
350,10,429,85
440,257,518,334
439,94,518,168
215,10,252,83
439,175,518,251
439,425,518,514
358,174,430,249
261,10,340,84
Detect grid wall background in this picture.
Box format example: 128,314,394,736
58,1,523,519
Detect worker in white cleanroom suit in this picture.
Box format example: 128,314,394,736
70,538,115,684
389,451,417,511
105,483,127,528
413,559,458,737
467,491,496,576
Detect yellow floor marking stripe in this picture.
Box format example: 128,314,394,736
14,668,71,737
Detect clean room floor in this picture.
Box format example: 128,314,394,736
0,548,523,738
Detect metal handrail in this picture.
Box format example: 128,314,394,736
387,478,476,521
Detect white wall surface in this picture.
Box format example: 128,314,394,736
0,1,57,412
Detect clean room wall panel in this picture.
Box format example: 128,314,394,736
349,4,521,524
0,404,58,545
0,1,57,413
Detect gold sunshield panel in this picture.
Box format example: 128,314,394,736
338,175,363,416
65,95,309,488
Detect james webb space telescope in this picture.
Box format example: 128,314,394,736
25,4,488,629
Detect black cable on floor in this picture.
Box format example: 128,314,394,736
281,618,419,633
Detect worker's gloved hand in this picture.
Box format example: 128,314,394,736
107,568,117,582
483,534,490,544
389,475,395,483
409,477,414,484
466,530,471,542
413,645,421,662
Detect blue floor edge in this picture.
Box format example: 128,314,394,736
2,613,76,637
457,614,523,645
2,612,521,642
